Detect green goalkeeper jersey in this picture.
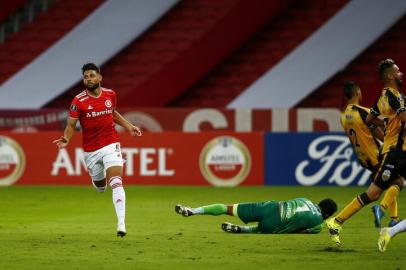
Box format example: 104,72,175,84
273,198,323,233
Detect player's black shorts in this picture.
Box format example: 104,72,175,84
366,164,379,180
373,150,406,190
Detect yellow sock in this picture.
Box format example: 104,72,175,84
335,196,365,224
380,185,400,211
388,198,399,221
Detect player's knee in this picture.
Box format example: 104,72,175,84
394,179,404,191
226,205,234,216
109,176,123,189
359,192,376,204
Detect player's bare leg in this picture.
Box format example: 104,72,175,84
375,178,403,227
106,166,126,237
327,183,381,246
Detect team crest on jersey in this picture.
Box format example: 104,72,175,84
70,104,77,111
105,100,112,108
382,169,391,181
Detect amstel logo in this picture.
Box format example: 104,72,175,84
0,136,25,186
199,136,251,187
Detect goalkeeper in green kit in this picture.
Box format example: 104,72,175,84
175,198,337,234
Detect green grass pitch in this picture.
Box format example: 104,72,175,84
0,186,405,270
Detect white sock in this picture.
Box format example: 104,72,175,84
192,207,204,214
109,176,126,226
92,180,106,193
388,220,406,237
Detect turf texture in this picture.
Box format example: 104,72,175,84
0,186,404,270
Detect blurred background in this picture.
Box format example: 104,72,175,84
0,0,405,187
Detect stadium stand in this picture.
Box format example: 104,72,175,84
45,0,289,108
227,0,406,109
0,0,27,23
297,15,406,109
0,0,404,110
0,0,104,84
170,0,349,107
0,0,178,109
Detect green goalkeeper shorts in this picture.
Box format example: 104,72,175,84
236,201,281,233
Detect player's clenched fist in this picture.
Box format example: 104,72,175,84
129,125,142,137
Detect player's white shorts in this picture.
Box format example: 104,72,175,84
83,142,123,182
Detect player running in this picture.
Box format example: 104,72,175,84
326,81,402,246
53,63,142,237
366,59,405,224
175,198,337,234
365,60,406,251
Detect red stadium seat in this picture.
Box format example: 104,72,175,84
170,0,350,107
0,0,104,85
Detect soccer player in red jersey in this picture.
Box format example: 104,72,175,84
53,63,142,237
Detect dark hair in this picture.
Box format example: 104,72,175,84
82,62,100,74
378,58,395,80
318,198,337,220
343,81,358,100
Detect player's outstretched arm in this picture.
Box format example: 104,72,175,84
113,110,142,137
53,117,77,148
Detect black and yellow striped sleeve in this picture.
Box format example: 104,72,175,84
355,106,368,123
370,95,381,117
387,91,406,115
355,106,376,129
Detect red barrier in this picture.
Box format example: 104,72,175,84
0,108,341,132
0,132,263,186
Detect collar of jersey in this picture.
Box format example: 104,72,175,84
384,86,399,95
86,88,103,98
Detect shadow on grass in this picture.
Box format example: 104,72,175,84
320,247,357,253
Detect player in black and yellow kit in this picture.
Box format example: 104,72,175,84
340,81,383,170
367,59,404,229
326,81,389,246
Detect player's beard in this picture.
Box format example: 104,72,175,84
395,78,403,88
86,82,100,92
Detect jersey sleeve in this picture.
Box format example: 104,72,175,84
355,106,368,123
387,91,406,115
355,106,377,129
69,99,80,119
370,102,380,117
